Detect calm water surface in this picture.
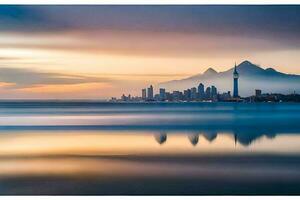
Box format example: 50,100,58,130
0,101,300,195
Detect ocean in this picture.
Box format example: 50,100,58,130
0,101,299,194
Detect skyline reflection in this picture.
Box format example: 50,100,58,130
0,129,298,159
153,131,278,147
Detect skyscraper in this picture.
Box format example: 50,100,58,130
198,83,205,99
159,88,166,101
211,85,217,99
205,87,211,99
255,89,262,97
191,87,197,100
142,88,147,100
233,63,239,98
147,85,154,100
184,89,191,101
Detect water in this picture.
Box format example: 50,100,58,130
0,101,299,194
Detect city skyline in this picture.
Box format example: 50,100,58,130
119,64,229,102
116,63,300,102
0,6,300,99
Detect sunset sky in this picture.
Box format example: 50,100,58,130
0,5,300,99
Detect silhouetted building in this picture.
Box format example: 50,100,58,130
142,88,147,100
154,94,160,101
147,85,154,100
121,94,127,101
211,85,217,100
255,89,262,97
198,83,205,100
205,87,211,99
159,88,166,101
233,63,239,98
165,92,172,101
184,89,191,101
172,91,182,101
218,91,231,101
191,87,197,100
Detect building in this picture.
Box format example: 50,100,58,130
205,87,211,99
198,83,205,99
191,87,197,100
255,89,262,97
121,94,127,101
172,91,182,101
218,91,231,101
233,63,239,98
154,94,160,101
211,85,217,99
165,92,172,101
142,88,147,100
159,88,166,101
184,89,191,101
147,85,154,100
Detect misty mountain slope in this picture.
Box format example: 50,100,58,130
159,61,300,96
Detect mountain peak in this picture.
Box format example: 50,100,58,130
203,67,218,76
236,60,265,74
239,60,253,66
159,60,300,96
265,68,277,73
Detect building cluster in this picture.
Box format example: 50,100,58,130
114,64,240,102
118,83,233,102
245,90,300,103
112,63,299,103
140,84,226,102
115,64,240,102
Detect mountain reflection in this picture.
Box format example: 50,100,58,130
154,131,278,147
203,132,218,142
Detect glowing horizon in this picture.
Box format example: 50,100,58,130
0,5,300,99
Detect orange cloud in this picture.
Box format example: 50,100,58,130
18,82,113,94
0,82,16,88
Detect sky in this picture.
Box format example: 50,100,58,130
0,5,300,99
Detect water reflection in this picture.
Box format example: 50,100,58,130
188,134,199,146
1,129,299,158
203,132,218,142
152,131,277,147
233,131,278,146
154,132,167,145
0,129,299,195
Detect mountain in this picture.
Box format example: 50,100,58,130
159,60,300,96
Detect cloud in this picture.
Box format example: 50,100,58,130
0,6,70,32
0,67,112,89
1,5,300,40
0,57,21,61
1,6,300,59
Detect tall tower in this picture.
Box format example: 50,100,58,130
147,85,154,100
233,63,239,98
198,83,205,99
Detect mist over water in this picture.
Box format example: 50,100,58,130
0,101,300,194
